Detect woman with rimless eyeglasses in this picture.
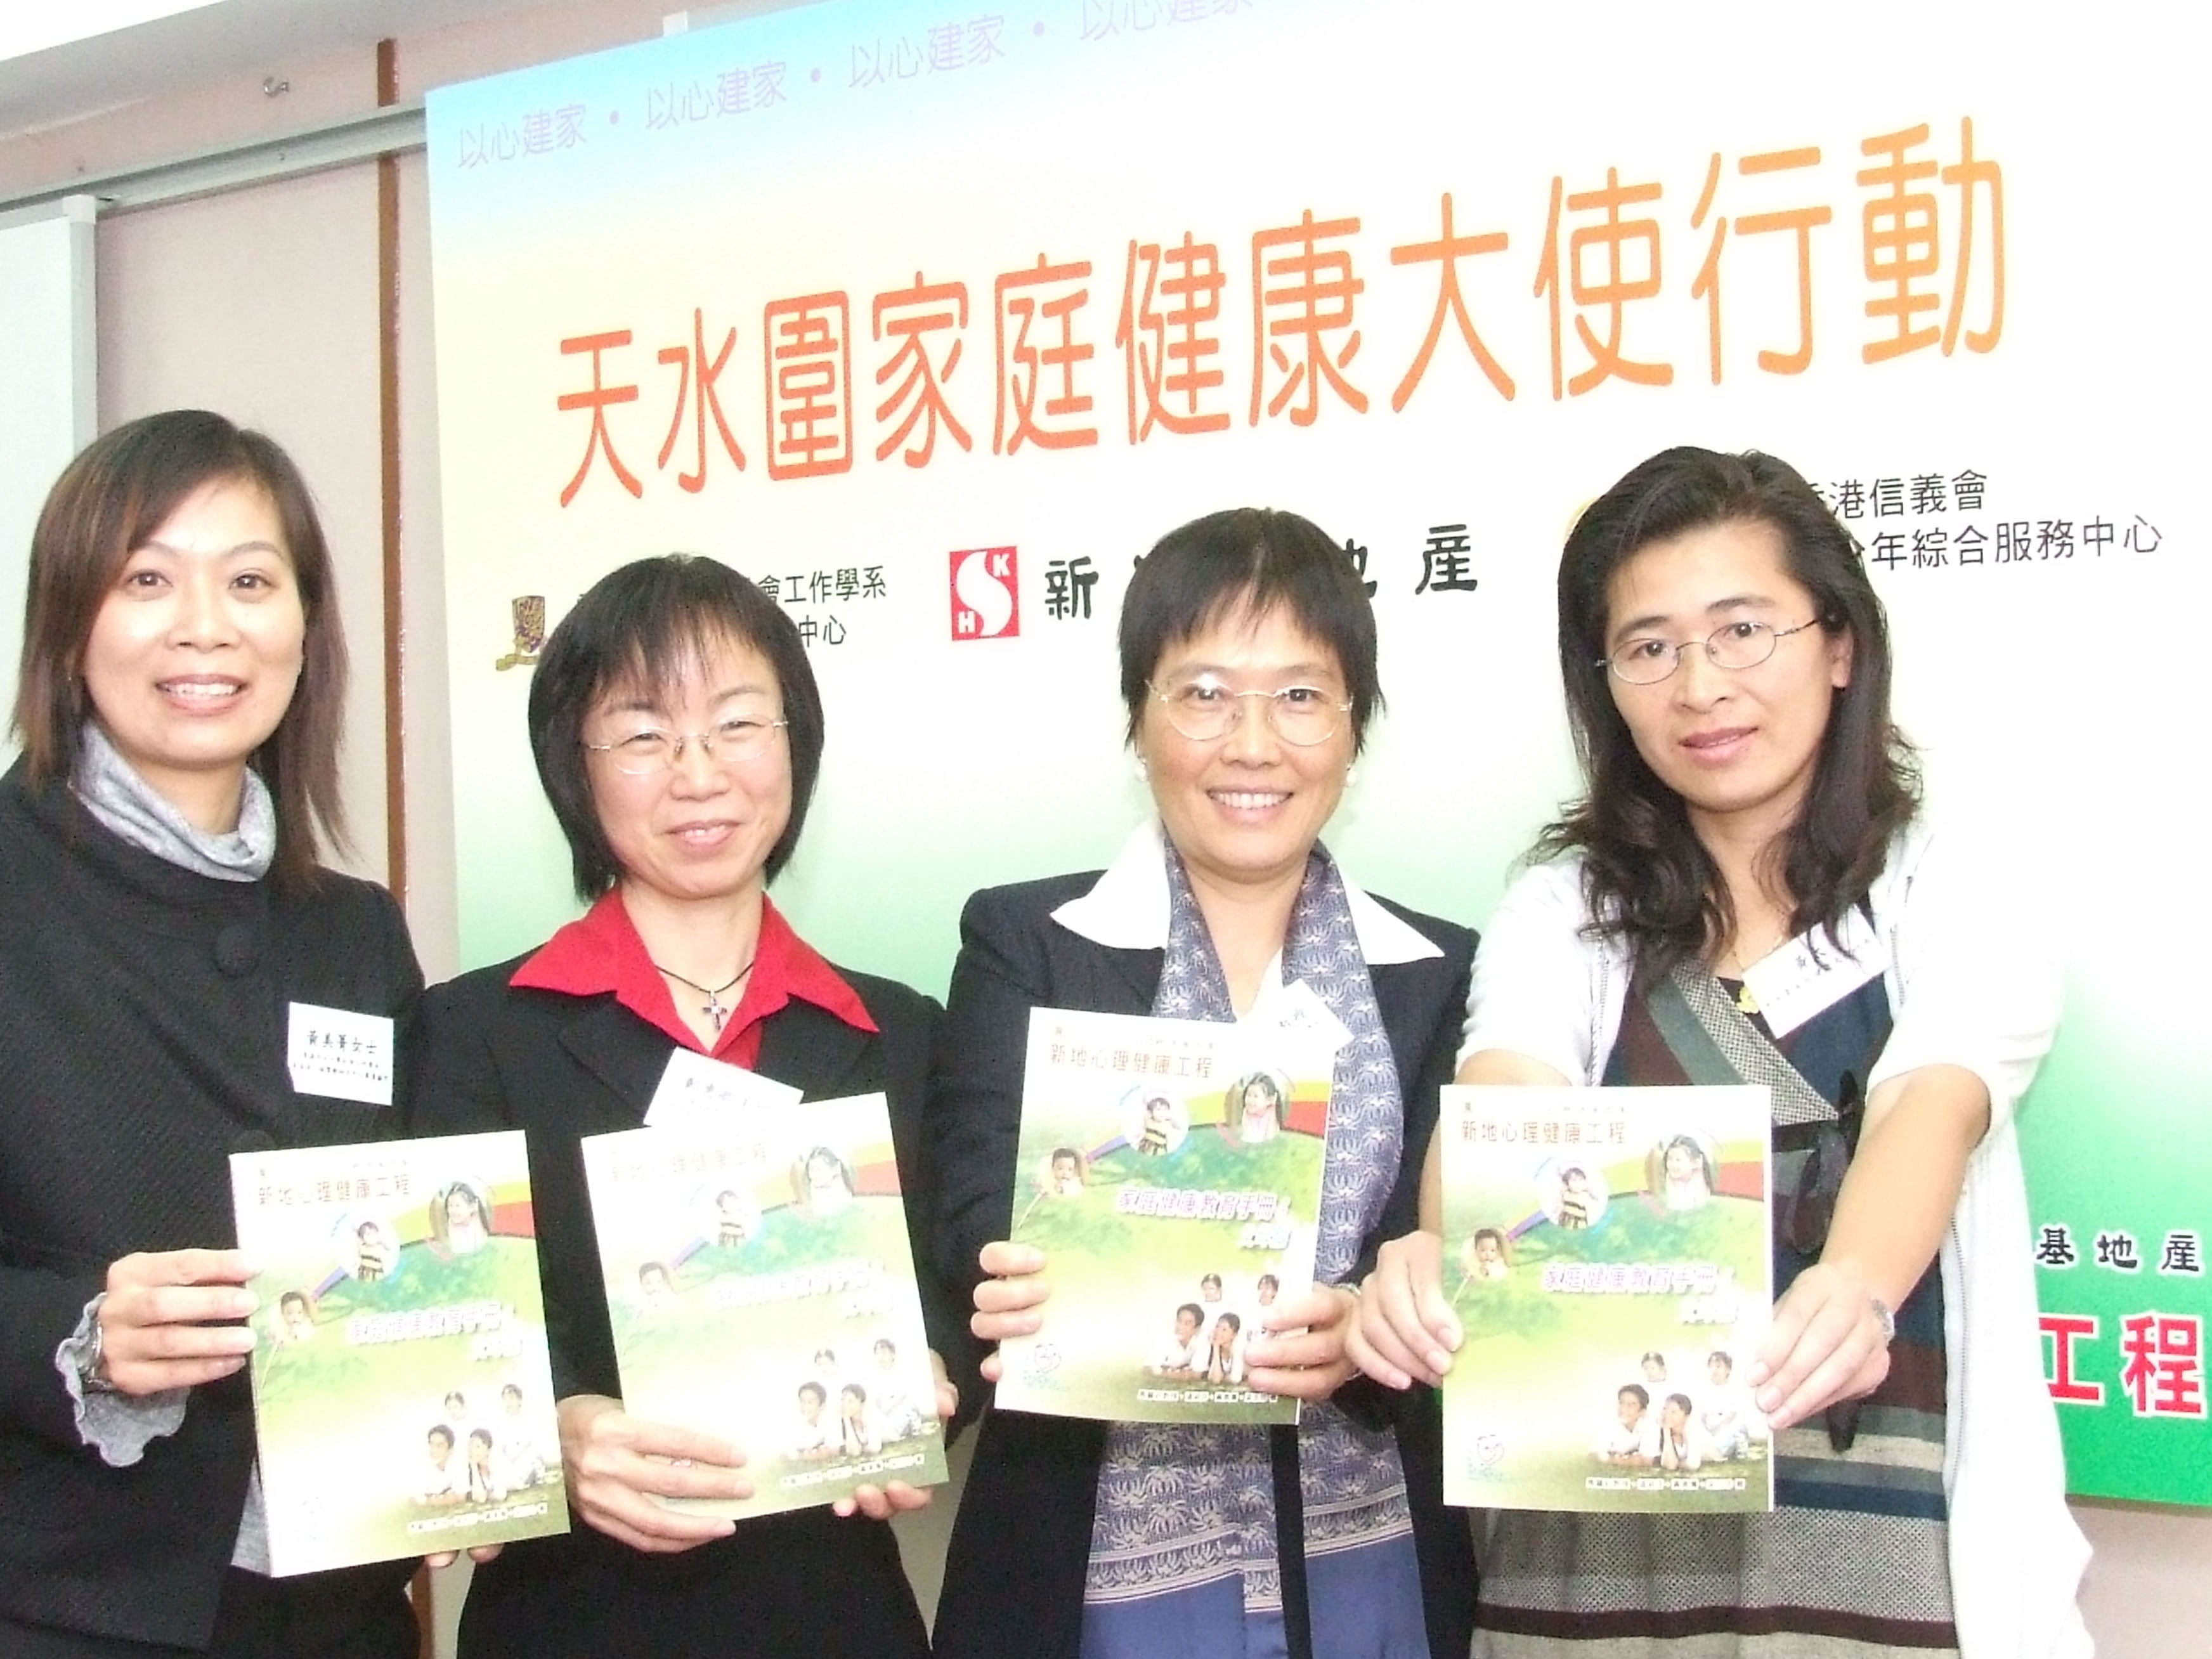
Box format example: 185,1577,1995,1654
408,556,959,1659
931,508,1477,1659
1350,448,2088,1657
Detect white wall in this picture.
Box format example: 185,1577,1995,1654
0,197,96,749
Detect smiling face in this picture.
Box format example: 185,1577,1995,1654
583,634,791,912
1666,1141,1700,1181
80,478,304,830
1474,1233,1502,1266
1138,603,1353,900
1603,519,1852,855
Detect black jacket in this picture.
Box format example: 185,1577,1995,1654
408,947,951,1659
0,761,422,1650
928,871,1478,1659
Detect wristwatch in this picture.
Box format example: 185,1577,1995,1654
1869,1294,1897,1346
76,1293,122,1395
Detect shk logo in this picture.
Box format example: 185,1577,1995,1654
949,546,1019,640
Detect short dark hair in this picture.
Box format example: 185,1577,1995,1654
12,409,349,889
799,1381,826,1405
528,555,824,898
1117,507,1382,751
1176,1303,1204,1325
1542,446,1918,975
1619,1384,1649,1409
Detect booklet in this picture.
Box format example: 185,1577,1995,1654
229,1129,569,1575
1438,1084,1775,1514
991,1004,1339,1426
580,1093,948,1520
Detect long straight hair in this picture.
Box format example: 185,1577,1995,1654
1539,446,1919,975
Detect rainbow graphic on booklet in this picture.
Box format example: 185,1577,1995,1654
230,1129,569,1574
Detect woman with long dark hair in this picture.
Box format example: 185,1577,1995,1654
1354,448,2088,1656
0,412,424,1658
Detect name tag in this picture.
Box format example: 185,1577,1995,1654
287,1003,395,1106
644,1048,804,1128
1741,909,1888,1040
1265,977,1355,1057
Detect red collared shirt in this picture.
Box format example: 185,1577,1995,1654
510,890,875,1067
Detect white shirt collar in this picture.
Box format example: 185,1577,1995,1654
1050,819,1443,965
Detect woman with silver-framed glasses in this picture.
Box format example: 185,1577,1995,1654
408,555,960,1659
931,508,1478,1659
1351,447,2088,1657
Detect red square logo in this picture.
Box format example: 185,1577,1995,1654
949,546,1020,640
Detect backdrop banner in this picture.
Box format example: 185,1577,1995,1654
426,0,2205,1504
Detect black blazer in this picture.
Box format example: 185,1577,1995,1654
408,953,950,1659
0,764,421,1652
928,871,1478,1659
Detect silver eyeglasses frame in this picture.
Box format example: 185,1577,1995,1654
1147,679,1354,747
583,717,790,775
1597,619,1823,686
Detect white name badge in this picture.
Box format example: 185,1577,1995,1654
1741,908,1889,1041
1268,977,1356,1057
644,1048,805,1128
286,1003,396,1106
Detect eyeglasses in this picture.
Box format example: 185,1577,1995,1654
1599,618,1821,685
1148,677,1353,746
583,715,788,775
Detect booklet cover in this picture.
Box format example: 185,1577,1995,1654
229,1129,569,1575
991,1005,1338,1426
580,1093,947,1520
1439,1084,1775,1514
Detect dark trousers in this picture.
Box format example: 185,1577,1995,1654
0,1564,417,1659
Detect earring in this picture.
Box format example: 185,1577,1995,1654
1344,764,1360,787
1134,755,1150,781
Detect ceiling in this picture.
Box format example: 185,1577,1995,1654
0,0,557,139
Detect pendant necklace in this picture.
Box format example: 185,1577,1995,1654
655,959,755,1032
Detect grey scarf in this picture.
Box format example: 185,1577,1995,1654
73,722,276,882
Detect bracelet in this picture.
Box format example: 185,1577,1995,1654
1869,1294,1896,1346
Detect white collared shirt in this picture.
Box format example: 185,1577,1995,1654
1050,820,1443,1003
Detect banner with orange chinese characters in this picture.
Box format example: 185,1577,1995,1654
426,0,2204,1504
